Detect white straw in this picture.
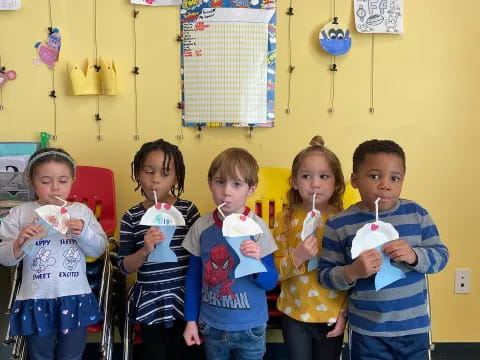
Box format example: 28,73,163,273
312,193,317,210
375,197,381,223
217,202,226,219
153,190,158,206
54,196,67,208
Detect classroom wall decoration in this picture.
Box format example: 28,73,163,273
319,19,351,56
0,0,20,10
180,0,276,128
34,28,61,69
354,0,403,34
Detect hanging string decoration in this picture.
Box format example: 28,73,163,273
353,0,404,112
319,0,351,113
285,0,294,114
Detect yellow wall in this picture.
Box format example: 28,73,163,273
1,1,478,342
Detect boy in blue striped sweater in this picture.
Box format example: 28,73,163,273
318,139,449,360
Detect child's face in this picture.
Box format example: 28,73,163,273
293,152,335,212
208,169,256,217
137,150,177,205
351,153,405,212
30,161,74,206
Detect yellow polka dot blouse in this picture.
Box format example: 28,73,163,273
273,207,346,323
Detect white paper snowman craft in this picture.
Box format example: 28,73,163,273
222,213,267,279
140,202,185,263
350,199,405,290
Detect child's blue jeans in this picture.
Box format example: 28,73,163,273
198,320,266,360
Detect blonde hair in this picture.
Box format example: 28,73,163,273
282,136,345,229
208,148,258,186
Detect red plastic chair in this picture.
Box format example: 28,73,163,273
68,166,116,237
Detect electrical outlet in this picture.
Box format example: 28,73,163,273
455,269,471,294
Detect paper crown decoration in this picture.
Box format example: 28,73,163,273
140,203,185,226
35,204,70,235
69,57,118,96
34,28,61,69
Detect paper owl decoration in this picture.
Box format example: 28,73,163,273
319,20,351,56
34,28,61,69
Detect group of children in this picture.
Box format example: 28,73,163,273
0,136,448,360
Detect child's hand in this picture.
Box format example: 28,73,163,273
293,235,318,267
65,219,84,235
184,321,202,346
240,239,260,260
344,249,382,283
326,310,347,338
382,239,417,265
13,224,44,258
142,227,165,255
16,224,44,247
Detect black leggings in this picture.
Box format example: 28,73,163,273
281,314,344,360
139,320,205,360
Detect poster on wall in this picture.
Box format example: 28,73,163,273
354,0,403,34
0,0,21,10
180,0,276,128
131,0,181,5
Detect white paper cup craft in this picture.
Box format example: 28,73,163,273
22,197,70,256
301,193,322,272
350,198,405,290
139,191,185,263
219,202,267,279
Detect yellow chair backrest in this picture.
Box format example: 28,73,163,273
247,167,361,228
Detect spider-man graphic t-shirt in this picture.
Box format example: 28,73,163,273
182,208,278,331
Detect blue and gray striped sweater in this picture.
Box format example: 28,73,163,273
318,199,448,337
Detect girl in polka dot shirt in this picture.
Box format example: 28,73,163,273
273,136,347,360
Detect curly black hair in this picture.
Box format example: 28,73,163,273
352,139,406,173
131,139,185,197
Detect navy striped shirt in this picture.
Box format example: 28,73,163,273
318,199,449,337
119,199,200,326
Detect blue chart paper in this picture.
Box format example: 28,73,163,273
225,235,266,279
147,226,177,263
374,245,405,291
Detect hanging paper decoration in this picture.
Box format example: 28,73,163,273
221,209,267,279
69,59,102,95
139,202,185,263
0,67,16,88
0,0,21,10
34,28,61,69
354,0,403,34
69,58,118,96
131,0,181,5
319,19,351,56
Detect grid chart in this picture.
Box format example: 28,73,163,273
181,3,276,128
184,20,268,124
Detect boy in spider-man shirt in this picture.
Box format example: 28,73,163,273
182,148,278,360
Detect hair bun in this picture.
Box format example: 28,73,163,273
309,135,325,147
